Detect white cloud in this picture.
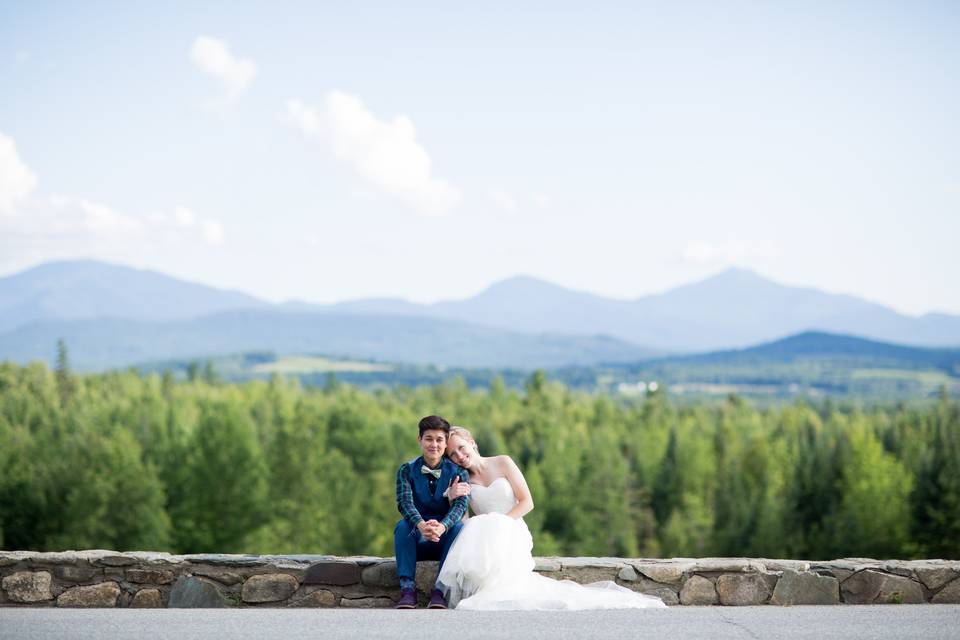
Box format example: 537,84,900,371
287,91,461,216
682,237,779,264
190,36,257,101
0,132,39,215
533,193,549,209
488,189,519,213
200,219,225,246
0,132,226,269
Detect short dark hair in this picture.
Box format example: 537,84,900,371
418,415,451,437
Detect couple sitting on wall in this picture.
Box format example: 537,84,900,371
393,415,668,610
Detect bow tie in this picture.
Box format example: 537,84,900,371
421,465,442,479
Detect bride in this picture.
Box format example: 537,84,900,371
435,426,668,610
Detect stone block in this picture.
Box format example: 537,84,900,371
717,573,772,605
54,565,99,583
168,576,231,608
635,563,689,585
57,582,120,607
841,570,925,605
558,563,621,584
618,566,639,581
190,568,244,585
643,587,679,606
126,569,175,585
931,579,960,604
241,573,300,603
183,555,265,567
97,555,137,567
2,571,54,603
916,567,959,591
758,559,811,572
534,558,562,572
692,558,766,573
130,589,163,608
882,562,916,578
340,596,395,608
303,561,361,586
287,589,338,607
414,561,440,596
813,568,854,583
361,561,398,587
679,575,717,605
771,570,839,605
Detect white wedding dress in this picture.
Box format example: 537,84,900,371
436,477,668,610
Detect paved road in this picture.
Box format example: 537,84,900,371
1,606,958,639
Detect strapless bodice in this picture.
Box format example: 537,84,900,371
469,477,517,516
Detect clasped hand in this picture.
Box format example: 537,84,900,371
417,519,446,542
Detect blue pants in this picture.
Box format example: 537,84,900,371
394,519,463,587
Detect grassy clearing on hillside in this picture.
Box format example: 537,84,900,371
249,355,393,374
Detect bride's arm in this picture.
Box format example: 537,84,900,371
501,456,534,519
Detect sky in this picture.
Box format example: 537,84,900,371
1,1,958,315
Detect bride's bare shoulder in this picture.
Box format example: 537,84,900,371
493,455,519,470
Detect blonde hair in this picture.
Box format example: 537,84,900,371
449,426,479,452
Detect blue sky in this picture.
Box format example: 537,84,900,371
1,1,958,314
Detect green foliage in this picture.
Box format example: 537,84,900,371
0,360,957,558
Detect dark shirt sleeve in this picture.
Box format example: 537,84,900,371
441,467,471,531
396,463,423,528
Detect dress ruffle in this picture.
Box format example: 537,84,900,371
437,512,667,610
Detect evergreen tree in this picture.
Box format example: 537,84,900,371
54,338,75,407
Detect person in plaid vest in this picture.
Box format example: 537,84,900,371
393,415,470,609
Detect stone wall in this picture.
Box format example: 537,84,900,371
1,551,958,608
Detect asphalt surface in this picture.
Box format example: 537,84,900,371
1,606,958,639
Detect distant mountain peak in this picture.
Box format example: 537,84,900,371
482,274,564,291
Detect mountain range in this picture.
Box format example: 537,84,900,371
0,259,958,371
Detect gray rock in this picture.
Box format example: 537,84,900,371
760,559,811,572
241,573,300,603
841,570,925,605
130,589,163,608
340,596,395,608
361,561,398,587
190,568,244,585
54,565,99,583
882,561,917,578
534,558,562,572
643,587,679,606
558,564,621,584
717,573,772,605
287,589,339,607
813,568,854,583
771,570,839,605
303,561,361,586
916,567,959,591
931,579,960,604
414,561,440,596
168,576,231,608
635,563,689,585
183,554,265,567
56,582,120,607
2,571,53,603
618,565,639,581
97,555,137,567
692,558,766,573
0,556,22,567
126,569,175,585
679,575,717,605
